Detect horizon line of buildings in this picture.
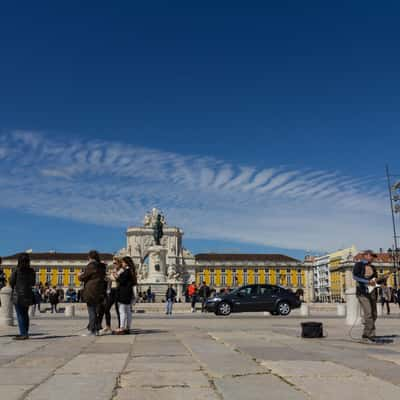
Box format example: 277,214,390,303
1,245,398,303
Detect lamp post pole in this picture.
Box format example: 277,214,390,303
386,165,399,288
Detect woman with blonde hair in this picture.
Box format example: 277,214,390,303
98,256,122,334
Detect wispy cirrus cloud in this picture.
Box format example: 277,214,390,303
0,130,391,252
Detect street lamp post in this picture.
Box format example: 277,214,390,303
386,165,400,288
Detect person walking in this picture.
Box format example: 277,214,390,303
98,256,122,334
188,281,197,312
380,281,391,315
0,256,6,290
353,250,381,342
32,284,42,314
114,256,136,335
9,253,35,340
198,281,211,312
79,250,107,336
165,284,176,315
146,286,152,303
49,286,59,313
396,287,400,309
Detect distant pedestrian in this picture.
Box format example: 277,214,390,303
49,286,59,313
146,286,152,303
198,281,211,312
32,285,42,314
114,256,136,334
79,250,107,336
0,256,6,289
187,281,197,312
165,284,176,315
380,281,391,315
9,253,35,340
396,287,400,308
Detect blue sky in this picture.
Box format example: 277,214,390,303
1,1,399,258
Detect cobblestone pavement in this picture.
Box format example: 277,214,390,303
1,312,400,399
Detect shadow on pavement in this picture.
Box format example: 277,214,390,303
129,329,168,335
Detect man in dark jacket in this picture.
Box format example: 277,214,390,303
165,285,177,315
198,281,211,312
353,250,380,341
9,253,35,340
79,250,106,336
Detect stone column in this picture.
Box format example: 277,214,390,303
65,304,75,317
176,283,183,302
300,303,310,317
304,267,314,303
337,303,346,317
345,288,361,326
0,286,14,327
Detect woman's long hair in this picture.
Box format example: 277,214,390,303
122,256,137,285
17,253,31,270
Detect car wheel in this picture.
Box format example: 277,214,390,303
217,302,232,316
277,301,291,316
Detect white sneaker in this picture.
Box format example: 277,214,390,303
81,332,96,337
99,327,112,335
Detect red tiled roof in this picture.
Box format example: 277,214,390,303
195,253,299,263
354,252,396,263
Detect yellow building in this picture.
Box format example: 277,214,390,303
194,253,313,301
330,251,398,300
1,252,114,289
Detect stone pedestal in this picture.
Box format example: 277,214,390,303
300,303,310,317
345,288,361,326
144,246,168,284
65,304,75,317
337,304,346,317
176,283,183,302
0,286,14,327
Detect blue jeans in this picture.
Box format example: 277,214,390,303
166,299,174,314
15,304,30,336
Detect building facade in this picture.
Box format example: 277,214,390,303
1,210,314,301
1,252,114,290
312,246,357,302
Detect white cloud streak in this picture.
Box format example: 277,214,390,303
0,130,391,252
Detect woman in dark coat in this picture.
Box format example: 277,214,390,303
114,256,137,335
79,250,106,336
9,253,35,340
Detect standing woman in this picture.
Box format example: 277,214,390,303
114,256,137,334
9,253,35,340
98,256,122,334
79,250,107,336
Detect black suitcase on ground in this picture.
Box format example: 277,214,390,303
301,322,324,338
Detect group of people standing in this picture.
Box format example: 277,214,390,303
79,251,137,336
186,281,212,313
4,250,138,340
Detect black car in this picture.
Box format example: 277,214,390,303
205,284,301,316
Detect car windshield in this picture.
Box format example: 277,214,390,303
230,286,257,296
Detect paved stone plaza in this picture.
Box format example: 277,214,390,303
1,312,400,400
